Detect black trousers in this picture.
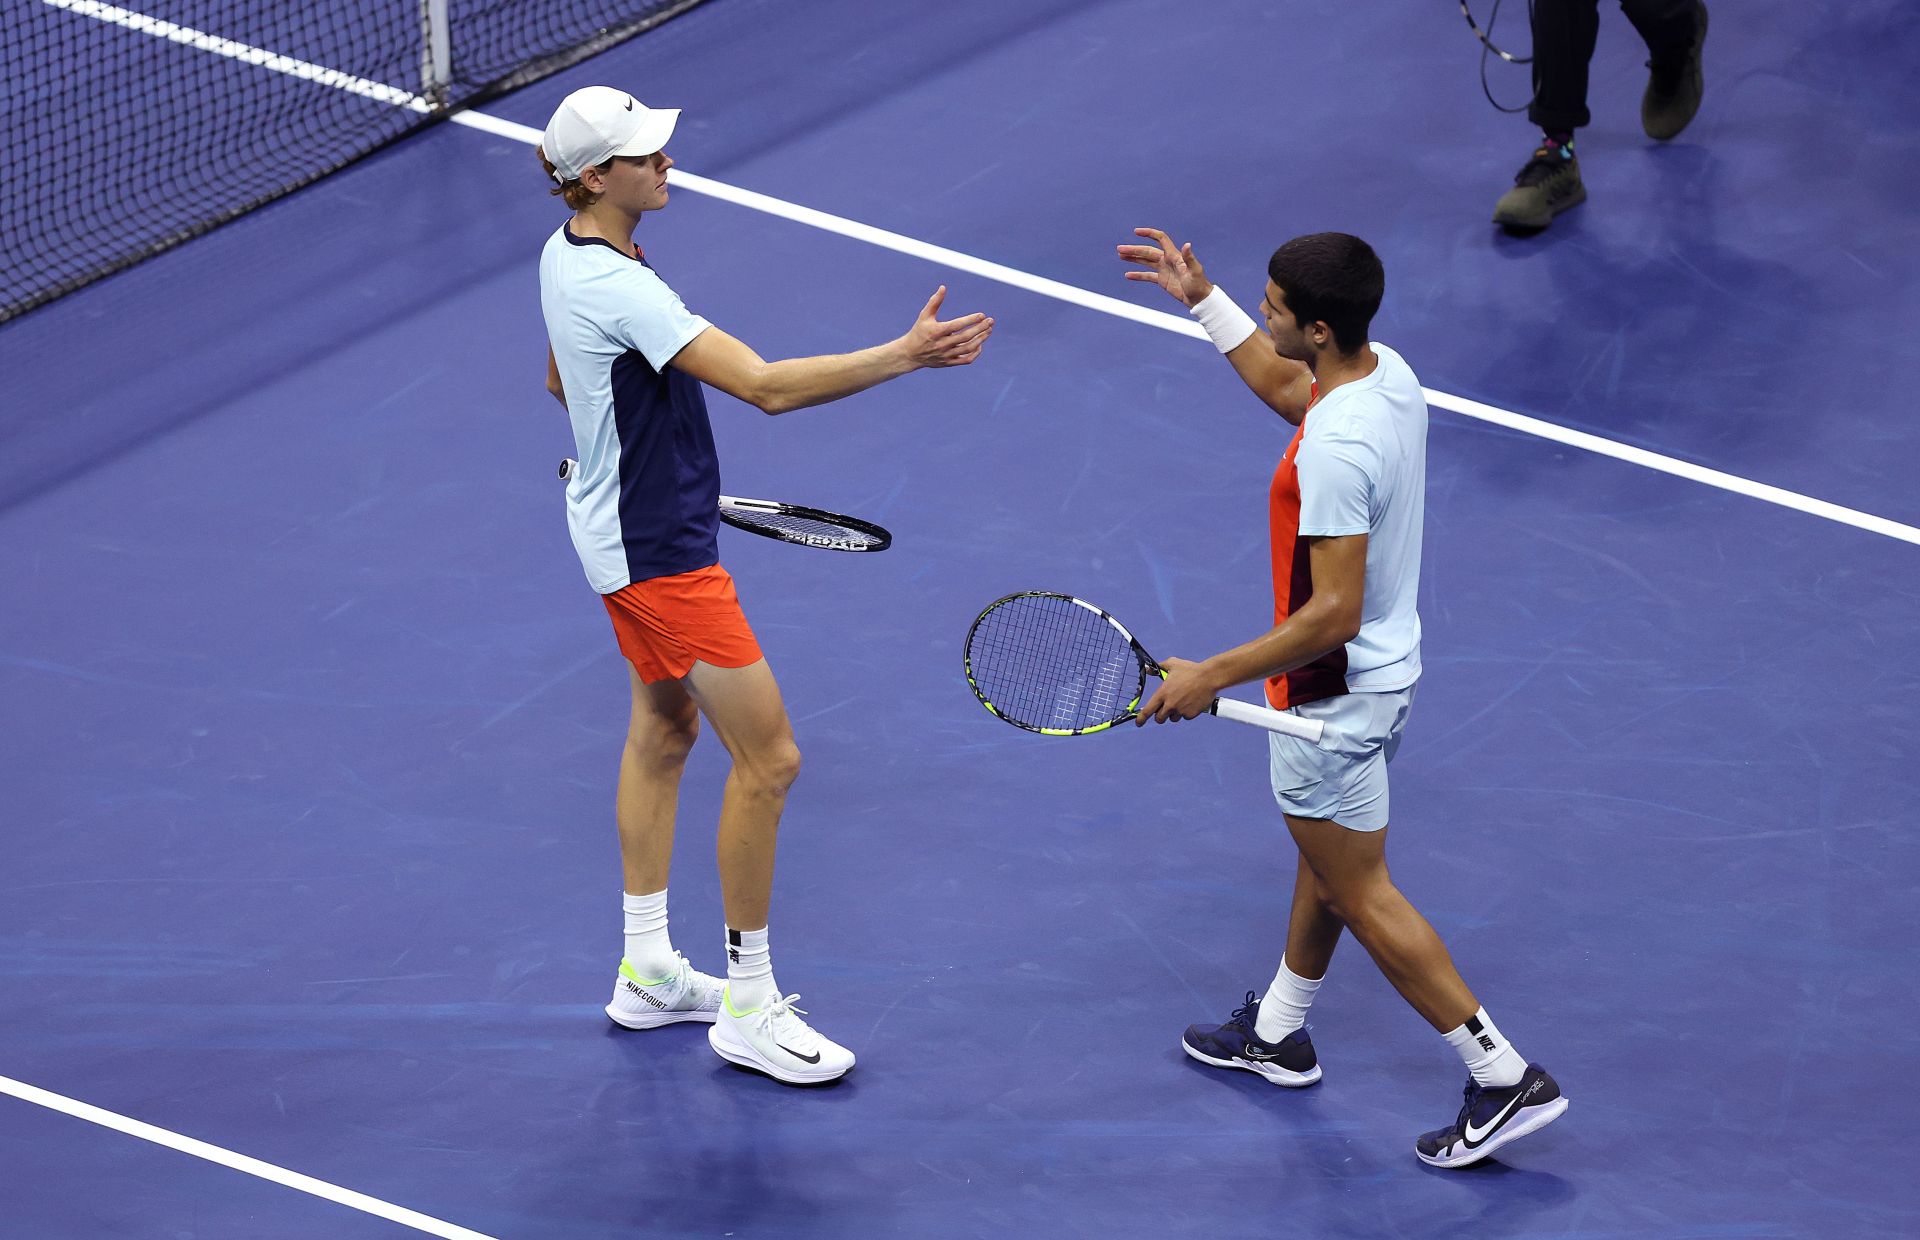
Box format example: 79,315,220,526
1528,0,1702,131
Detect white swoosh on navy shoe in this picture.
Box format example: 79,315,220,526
1462,1092,1526,1146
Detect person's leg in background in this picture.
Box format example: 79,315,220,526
1494,0,1598,230
1626,0,1709,140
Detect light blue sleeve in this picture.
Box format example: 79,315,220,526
1296,428,1375,537
604,265,711,371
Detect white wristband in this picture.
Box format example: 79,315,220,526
1188,285,1259,354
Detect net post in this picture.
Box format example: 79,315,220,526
420,0,453,109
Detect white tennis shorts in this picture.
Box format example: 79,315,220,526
1267,684,1416,832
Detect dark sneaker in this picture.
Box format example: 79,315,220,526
1493,145,1586,231
1643,0,1708,140
1416,1063,1568,1169
1181,992,1322,1087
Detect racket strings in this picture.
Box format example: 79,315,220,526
724,507,887,550
966,595,1142,731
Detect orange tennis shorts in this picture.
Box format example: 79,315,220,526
602,564,764,683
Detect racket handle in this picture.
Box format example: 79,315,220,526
1209,697,1326,744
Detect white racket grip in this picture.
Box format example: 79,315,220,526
1209,697,1325,744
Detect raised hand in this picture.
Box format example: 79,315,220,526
904,286,994,368
1115,227,1213,307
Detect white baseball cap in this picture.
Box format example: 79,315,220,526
541,86,680,183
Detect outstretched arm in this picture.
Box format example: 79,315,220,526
670,286,993,415
1117,227,1313,425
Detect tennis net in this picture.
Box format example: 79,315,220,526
1,0,708,323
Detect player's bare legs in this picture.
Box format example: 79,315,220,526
1285,815,1476,1031
1182,853,1345,1089
1280,852,1344,981
682,656,852,1083
680,657,799,931
1184,820,1472,1087
1284,813,1565,1166
603,665,722,1032
617,665,700,895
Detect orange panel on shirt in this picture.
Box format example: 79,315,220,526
1266,391,1349,711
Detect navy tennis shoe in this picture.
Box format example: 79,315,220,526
1416,1063,1568,1168
1181,992,1322,1087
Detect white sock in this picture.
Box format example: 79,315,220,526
621,890,676,980
1254,956,1323,1042
725,926,776,1013
1444,1007,1528,1088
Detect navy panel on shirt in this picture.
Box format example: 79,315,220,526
610,337,721,582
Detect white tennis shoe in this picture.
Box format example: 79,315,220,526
708,991,855,1084
605,953,724,1029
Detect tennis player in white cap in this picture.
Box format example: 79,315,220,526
535,86,992,1085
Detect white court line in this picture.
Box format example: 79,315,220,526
44,0,1919,548
40,0,431,111
16,0,1916,1225
455,111,1260,342
1418,390,1920,544
452,108,1920,549
0,1074,500,1239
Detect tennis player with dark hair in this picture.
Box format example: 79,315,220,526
536,86,992,1084
1115,227,1566,1166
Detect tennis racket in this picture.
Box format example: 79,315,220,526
558,458,891,552
963,592,1325,742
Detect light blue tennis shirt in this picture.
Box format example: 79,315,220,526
1292,342,1427,692
539,222,719,593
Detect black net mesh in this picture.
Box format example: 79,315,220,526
963,594,1146,734
1,0,708,323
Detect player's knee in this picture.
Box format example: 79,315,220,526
766,739,802,791
739,737,801,797
629,712,700,766
1318,873,1392,928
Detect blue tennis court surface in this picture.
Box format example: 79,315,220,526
2,1,1917,1236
